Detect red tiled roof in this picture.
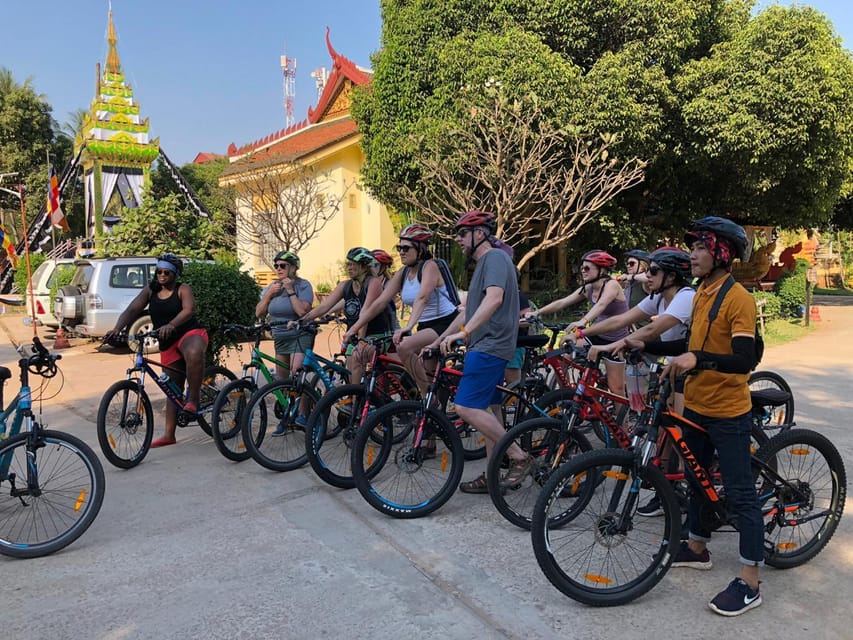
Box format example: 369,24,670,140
193,152,224,164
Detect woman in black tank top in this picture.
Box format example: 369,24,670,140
105,254,208,448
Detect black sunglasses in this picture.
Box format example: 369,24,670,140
395,244,415,252
581,265,593,272
156,269,174,276
626,260,638,267
274,262,290,269
648,266,663,276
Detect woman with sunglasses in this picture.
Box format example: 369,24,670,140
342,224,457,395
529,249,629,394
619,249,652,317
105,254,208,447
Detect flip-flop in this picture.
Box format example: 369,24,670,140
182,401,199,414
151,437,177,448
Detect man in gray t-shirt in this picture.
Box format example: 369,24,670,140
432,210,530,494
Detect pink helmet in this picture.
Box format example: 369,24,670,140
372,249,393,266
454,210,496,233
399,223,434,243
581,250,617,268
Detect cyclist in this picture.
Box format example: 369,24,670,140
641,217,764,616
529,250,628,395
299,247,390,382
343,225,457,396
105,254,207,448
255,250,314,433
371,248,400,331
428,210,531,493
618,249,651,326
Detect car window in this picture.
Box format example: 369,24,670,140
70,265,94,291
47,264,75,288
110,265,149,289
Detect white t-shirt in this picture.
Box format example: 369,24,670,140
636,286,695,342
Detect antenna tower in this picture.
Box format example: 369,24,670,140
310,66,328,102
281,54,297,128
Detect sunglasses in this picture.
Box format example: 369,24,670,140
581,265,593,272
455,228,473,238
648,266,663,276
626,260,638,268
155,269,174,276
274,262,290,269
395,244,415,253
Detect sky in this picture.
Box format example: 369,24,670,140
0,1,850,167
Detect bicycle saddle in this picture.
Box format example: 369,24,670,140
750,388,790,408
516,334,550,349
0,366,10,381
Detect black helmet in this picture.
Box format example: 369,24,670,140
648,247,692,280
346,246,375,266
157,253,184,277
624,249,650,265
274,250,300,269
684,216,748,262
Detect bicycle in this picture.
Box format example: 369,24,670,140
211,321,347,462
304,333,419,488
749,370,795,430
240,320,350,472
96,329,236,468
530,367,846,607
0,337,105,558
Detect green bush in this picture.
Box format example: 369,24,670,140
773,259,809,317
753,291,781,319
13,253,47,293
182,262,260,364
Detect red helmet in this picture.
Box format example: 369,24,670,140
399,223,434,243
581,250,617,268
372,249,393,266
454,210,496,233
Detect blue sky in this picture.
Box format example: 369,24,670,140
0,1,850,166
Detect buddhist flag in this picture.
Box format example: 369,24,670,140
0,224,16,266
47,164,70,232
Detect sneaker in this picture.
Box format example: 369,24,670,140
499,455,534,489
637,494,664,517
271,422,288,437
671,541,713,570
294,414,308,431
459,472,489,494
708,578,762,616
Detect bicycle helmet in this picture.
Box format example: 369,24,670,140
372,249,393,266
581,250,617,268
454,210,497,234
346,246,375,266
648,247,692,280
624,249,650,265
399,223,434,243
273,250,300,269
156,253,184,277
684,216,748,262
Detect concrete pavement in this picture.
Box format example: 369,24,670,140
0,302,851,639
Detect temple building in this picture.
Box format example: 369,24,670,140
220,30,396,288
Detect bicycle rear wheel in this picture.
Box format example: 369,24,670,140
242,379,317,472
97,380,154,469
211,378,261,462
487,417,593,530
531,449,680,606
196,365,237,436
0,431,105,558
749,370,794,428
352,401,464,518
755,428,846,568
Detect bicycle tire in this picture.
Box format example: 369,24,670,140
487,417,593,530
351,401,464,518
749,370,795,429
97,379,154,469
242,379,317,472
304,383,367,488
755,428,846,569
197,365,237,436
0,430,105,558
531,448,680,606
211,378,262,462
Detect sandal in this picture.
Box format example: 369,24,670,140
459,472,489,494
151,436,177,448
500,455,534,488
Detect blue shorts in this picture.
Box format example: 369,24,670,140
455,351,507,410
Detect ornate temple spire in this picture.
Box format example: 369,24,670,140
105,10,121,75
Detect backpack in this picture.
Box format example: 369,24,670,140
702,275,764,369
403,258,462,309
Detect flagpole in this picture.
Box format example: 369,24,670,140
19,182,38,338
48,151,58,266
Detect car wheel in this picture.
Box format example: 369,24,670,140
127,315,160,354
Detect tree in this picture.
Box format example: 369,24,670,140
232,159,350,268
398,84,646,269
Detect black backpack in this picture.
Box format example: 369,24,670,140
402,258,462,309
701,275,764,369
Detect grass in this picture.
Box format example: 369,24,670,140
762,318,815,348
813,287,853,296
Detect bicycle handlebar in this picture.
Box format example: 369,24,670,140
20,336,61,378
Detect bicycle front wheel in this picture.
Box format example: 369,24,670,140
242,379,317,472
0,431,105,558
196,365,237,436
97,380,154,469
211,378,260,462
531,449,680,606
352,401,464,518
756,428,846,569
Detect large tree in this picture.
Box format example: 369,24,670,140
354,1,853,239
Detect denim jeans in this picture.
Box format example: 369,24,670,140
682,408,764,566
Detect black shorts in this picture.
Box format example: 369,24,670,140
588,335,623,363
417,313,455,336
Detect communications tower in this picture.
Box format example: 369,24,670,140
281,54,297,128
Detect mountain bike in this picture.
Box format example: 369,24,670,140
0,337,105,558
749,370,795,430
96,330,235,468
530,370,846,607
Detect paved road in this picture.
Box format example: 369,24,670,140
0,305,850,639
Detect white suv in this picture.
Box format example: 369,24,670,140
25,258,76,328
55,256,159,351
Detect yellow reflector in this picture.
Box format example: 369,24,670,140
570,473,586,495
603,470,628,481
441,451,448,472
584,574,613,585
547,408,561,417
791,448,809,456
237,444,245,451
74,490,86,512
367,447,374,466
108,434,117,449
777,542,798,551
